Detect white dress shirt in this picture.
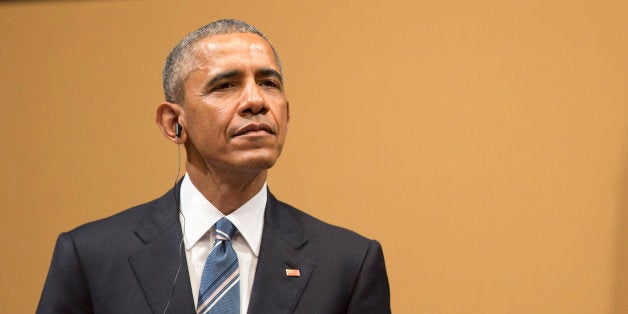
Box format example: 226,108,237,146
179,175,266,313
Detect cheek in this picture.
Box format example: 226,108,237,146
279,107,290,127
270,99,289,122
189,103,229,126
186,110,223,142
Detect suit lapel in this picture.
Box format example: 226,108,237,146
248,193,314,314
128,184,195,313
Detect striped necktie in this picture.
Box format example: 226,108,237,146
197,218,240,314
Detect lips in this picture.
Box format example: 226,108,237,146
233,123,275,137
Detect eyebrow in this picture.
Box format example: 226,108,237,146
257,68,283,84
204,70,241,90
203,68,284,91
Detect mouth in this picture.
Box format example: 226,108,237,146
233,123,275,137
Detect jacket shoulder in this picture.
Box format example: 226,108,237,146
269,195,376,255
67,188,176,249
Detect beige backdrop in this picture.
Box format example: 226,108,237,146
1,0,627,313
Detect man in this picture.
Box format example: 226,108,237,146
38,19,390,313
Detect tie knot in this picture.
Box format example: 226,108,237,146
215,218,236,240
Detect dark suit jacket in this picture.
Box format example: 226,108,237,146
37,185,390,313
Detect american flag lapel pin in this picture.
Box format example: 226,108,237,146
285,268,300,277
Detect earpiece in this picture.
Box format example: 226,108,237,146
165,121,184,314
175,123,182,138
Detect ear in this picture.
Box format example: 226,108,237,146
286,101,290,123
156,102,186,144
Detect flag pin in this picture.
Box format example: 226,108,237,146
286,269,300,277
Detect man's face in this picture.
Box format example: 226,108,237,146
180,33,289,173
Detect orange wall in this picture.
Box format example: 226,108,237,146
1,1,627,313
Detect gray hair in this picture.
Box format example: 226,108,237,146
162,19,282,104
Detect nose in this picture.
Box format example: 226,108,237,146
238,81,268,116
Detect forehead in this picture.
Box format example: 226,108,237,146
190,33,279,72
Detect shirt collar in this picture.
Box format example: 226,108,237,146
179,174,266,257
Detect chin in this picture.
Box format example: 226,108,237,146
233,150,281,172
230,158,277,173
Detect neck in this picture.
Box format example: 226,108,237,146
185,162,267,215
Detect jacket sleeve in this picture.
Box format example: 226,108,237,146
346,240,391,314
37,232,93,314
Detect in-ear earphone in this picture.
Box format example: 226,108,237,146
175,123,182,138
164,121,185,313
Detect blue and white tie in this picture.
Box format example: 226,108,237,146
197,218,240,314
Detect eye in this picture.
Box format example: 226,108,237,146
260,79,281,89
210,82,236,92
